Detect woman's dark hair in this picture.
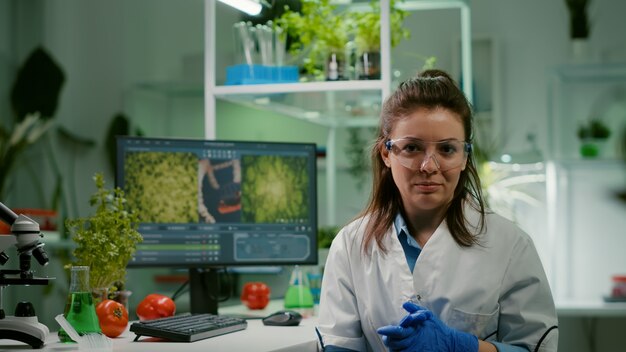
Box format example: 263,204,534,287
359,69,486,254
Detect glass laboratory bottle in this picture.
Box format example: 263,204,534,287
284,265,314,317
58,266,101,343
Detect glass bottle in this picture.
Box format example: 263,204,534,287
284,265,314,317
58,266,101,343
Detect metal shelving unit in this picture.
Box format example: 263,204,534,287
547,62,626,161
545,62,626,300
204,0,472,225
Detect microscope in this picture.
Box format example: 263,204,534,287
0,201,53,349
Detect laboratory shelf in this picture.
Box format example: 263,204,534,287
549,62,626,83
547,62,626,161
217,89,382,129
133,81,204,98
212,80,385,95
205,0,472,225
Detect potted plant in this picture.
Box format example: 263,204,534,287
65,172,143,301
351,0,410,79
577,118,610,158
276,0,351,81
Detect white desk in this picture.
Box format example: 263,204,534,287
4,300,626,351
556,299,626,317
0,318,319,351
0,300,319,351
554,299,626,351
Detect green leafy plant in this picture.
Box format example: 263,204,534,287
577,118,610,139
276,0,413,80
317,226,340,249
65,173,143,291
276,0,350,79
351,0,410,54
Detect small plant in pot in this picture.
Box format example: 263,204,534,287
577,118,610,158
351,0,410,79
65,172,143,302
276,0,350,81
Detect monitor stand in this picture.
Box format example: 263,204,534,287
188,267,220,315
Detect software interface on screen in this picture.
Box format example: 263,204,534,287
116,137,318,267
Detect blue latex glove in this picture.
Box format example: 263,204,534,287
377,301,479,352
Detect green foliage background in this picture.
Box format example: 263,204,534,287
124,151,198,223
241,155,310,223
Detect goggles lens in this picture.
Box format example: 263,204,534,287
385,138,471,171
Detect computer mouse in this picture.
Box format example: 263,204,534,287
262,310,303,326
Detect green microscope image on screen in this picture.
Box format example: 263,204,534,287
241,155,310,223
124,151,198,223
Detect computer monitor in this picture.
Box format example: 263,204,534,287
115,136,318,314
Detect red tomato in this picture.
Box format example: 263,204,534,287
136,293,176,321
240,282,270,309
95,299,128,338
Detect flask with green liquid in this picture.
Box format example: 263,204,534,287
58,266,101,343
284,265,314,317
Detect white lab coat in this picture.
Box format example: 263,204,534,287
318,206,558,352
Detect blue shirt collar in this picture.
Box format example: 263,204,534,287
394,213,422,250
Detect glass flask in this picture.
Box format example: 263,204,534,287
284,265,314,317
58,266,101,343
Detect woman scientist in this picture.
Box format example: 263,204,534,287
317,69,558,352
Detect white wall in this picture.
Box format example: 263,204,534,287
0,0,12,120
5,0,204,217
472,0,626,154
393,0,626,156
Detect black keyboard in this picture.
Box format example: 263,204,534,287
130,313,247,342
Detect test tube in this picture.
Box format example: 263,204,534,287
274,25,285,67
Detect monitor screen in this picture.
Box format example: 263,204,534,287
115,136,318,268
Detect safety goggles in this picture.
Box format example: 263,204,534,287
385,138,472,172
